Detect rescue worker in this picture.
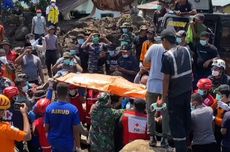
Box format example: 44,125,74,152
46,0,59,26
0,94,31,152
209,59,230,90
31,9,46,41
134,25,147,61
120,22,134,44
196,78,216,109
214,84,230,151
33,98,52,152
88,92,123,152
194,31,219,88
81,33,112,73
120,99,149,146
76,34,88,72
159,29,193,152
117,44,139,82
140,28,156,69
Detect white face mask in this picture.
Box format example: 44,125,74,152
212,70,220,77
37,13,42,17
122,54,129,58
22,86,28,93
0,56,8,64
51,3,56,7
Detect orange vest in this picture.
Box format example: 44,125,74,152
215,107,226,127
121,110,149,145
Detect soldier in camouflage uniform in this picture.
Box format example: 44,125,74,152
88,92,124,152
81,33,112,73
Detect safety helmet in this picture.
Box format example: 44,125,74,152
197,78,213,90
34,98,51,115
0,94,10,110
212,59,226,69
51,0,56,3
3,86,19,99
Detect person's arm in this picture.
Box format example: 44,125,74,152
31,18,35,34
20,103,32,141
162,74,170,102
221,113,230,136
1,26,5,40
81,34,92,49
15,49,28,65
38,59,44,83
73,125,81,150
76,63,83,73
144,44,152,65
140,42,147,63
101,34,112,45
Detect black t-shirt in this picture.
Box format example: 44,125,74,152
161,46,192,97
195,44,219,71
175,1,193,12
208,74,230,90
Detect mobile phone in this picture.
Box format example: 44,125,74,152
14,103,24,111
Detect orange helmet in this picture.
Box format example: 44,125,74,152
34,98,51,115
3,86,19,99
0,94,10,110
197,78,213,90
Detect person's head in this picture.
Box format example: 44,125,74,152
211,59,226,78
48,25,56,34
177,0,187,5
56,82,69,100
140,75,148,85
63,52,72,65
69,85,79,98
120,22,132,34
3,86,19,101
197,78,213,97
34,98,51,116
160,29,176,50
50,0,56,6
15,78,28,93
147,28,156,41
191,93,203,108
0,48,6,56
36,9,42,17
139,25,148,37
194,13,205,24
119,34,131,46
134,99,146,113
199,31,210,46
120,45,131,58
0,40,11,53
215,85,230,103
176,30,186,45
76,34,85,45
24,43,33,55
92,33,100,45
0,94,10,119
97,92,111,106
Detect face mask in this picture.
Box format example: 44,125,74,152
122,28,128,33
120,41,129,46
51,3,56,7
212,70,220,77
216,94,222,101
77,39,84,45
63,59,71,65
69,90,78,96
198,89,205,96
70,50,77,56
176,37,182,44
154,36,161,42
0,56,8,64
22,86,28,93
37,13,42,17
122,54,129,58
200,40,207,46
92,37,100,44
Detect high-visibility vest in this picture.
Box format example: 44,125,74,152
48,6,59,24
121,110,149,145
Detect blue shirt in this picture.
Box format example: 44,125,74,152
45,101,80,150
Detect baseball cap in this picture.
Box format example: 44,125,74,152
176,30,186,37
200,31,210,37
194,13,205,21
120,44,131,52
160,29,176,39
140,25,148,31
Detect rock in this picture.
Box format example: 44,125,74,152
120,140,155,152
15,26,30,41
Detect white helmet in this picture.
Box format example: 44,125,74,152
212,59,226,69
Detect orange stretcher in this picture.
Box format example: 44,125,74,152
57,73,146,100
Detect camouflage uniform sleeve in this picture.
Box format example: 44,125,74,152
112,109,124,120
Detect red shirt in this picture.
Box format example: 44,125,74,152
121,110,149,145
70,96,86,124
6,50,18,63
34,117,51,152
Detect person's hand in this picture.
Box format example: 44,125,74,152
20,103,28,114
117,66,126,72
203,59,212,68
175,11,182,16
155,116,162,123
48,78,55,88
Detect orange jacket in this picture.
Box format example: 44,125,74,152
215,107,226,127
140,40,154,69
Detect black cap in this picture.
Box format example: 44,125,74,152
120,44,131,51
147,28,156,34
160,29,176,39
200,31,210,37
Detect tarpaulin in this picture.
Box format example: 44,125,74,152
57,73,146,100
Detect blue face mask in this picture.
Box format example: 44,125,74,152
216,94,222,101
77,39,84,45
200,40,207,46
70,50,77,56
176,37,182,44
122,28,128,33
63,59,71,65
198,89,205,96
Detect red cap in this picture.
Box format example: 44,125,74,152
36,9,42,13
3,86,19,99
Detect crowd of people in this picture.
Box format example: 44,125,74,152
0,0,230,152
